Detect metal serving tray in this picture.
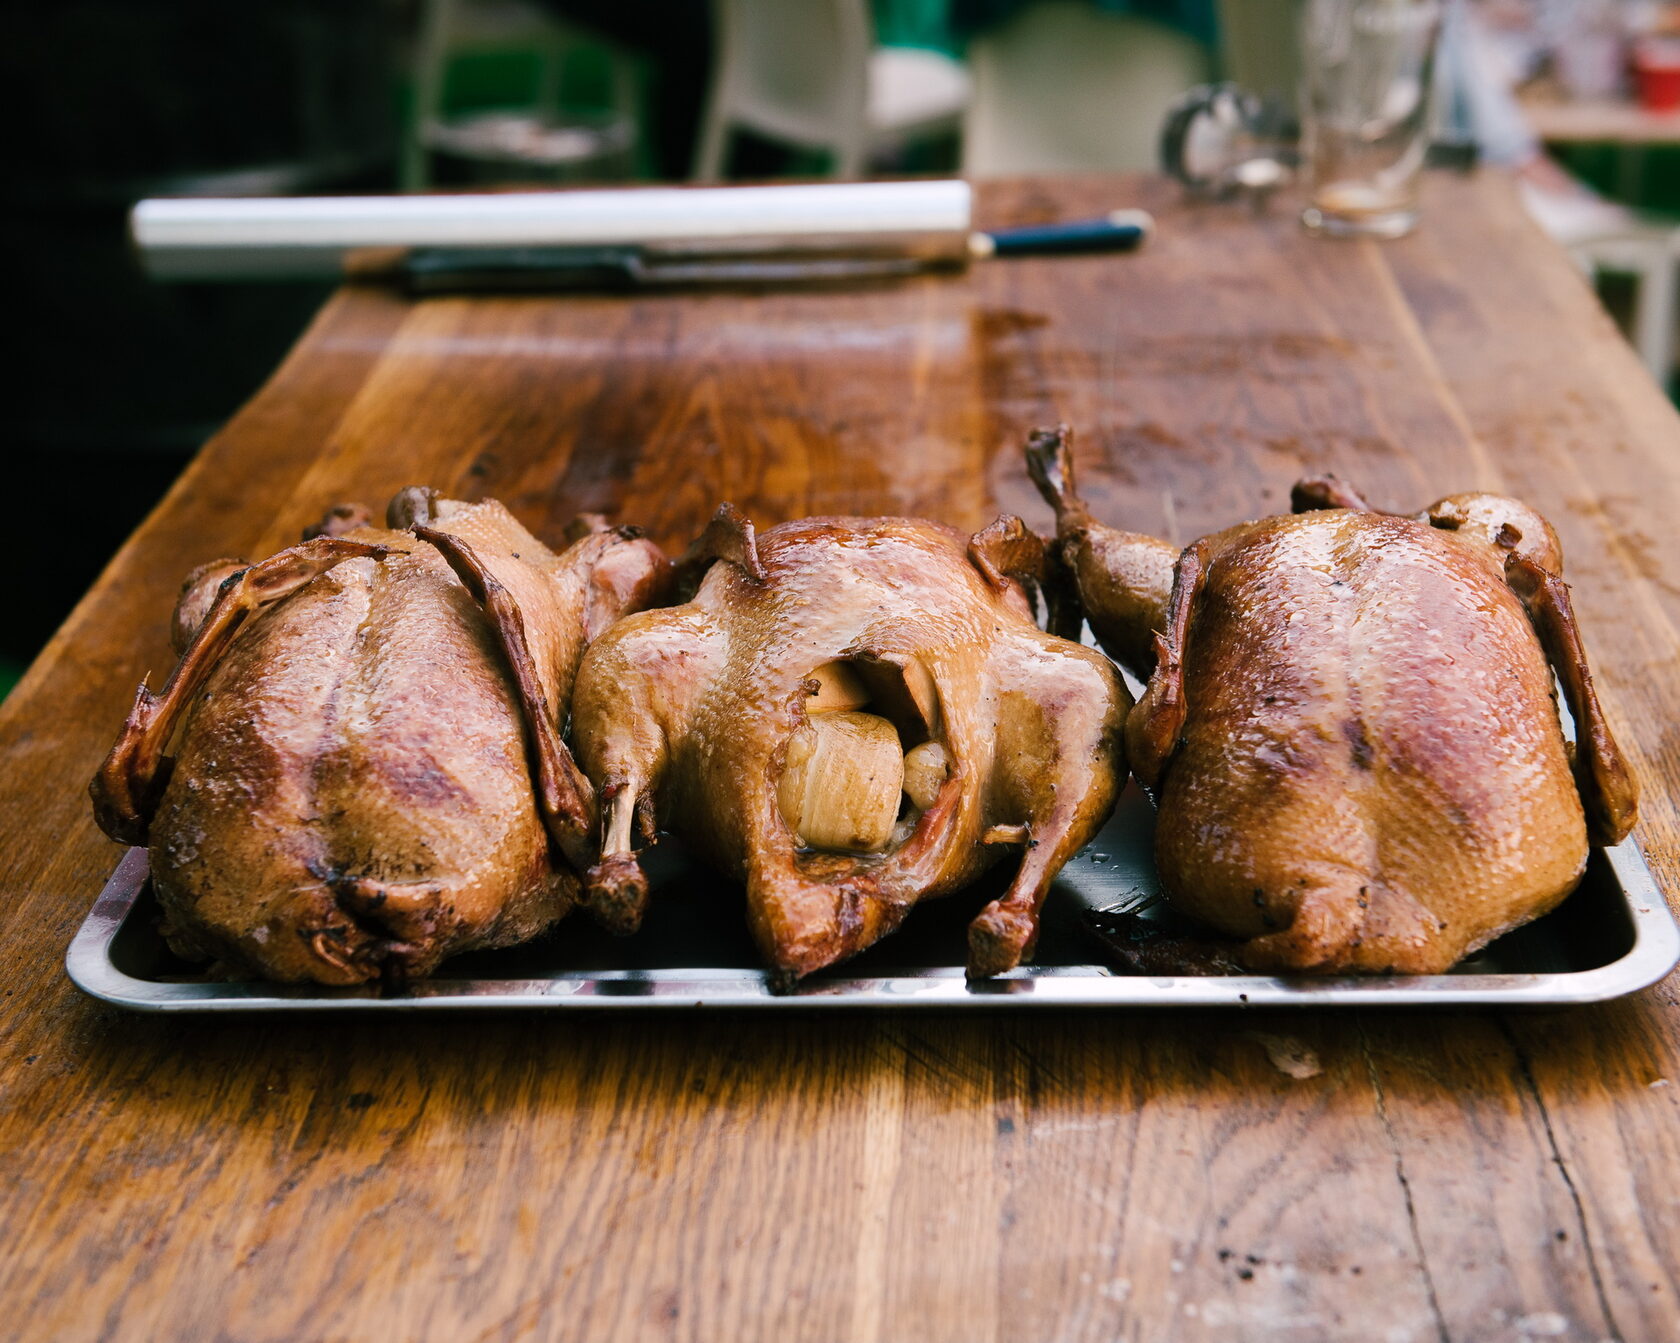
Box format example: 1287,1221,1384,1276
67,784,1680,1012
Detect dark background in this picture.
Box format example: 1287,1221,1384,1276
4,1,403,688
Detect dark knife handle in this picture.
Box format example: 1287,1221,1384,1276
980,211,1154,257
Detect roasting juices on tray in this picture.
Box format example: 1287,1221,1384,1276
89,431,1637,985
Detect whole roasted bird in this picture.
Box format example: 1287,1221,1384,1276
1029,427,1638,974
569,506,1129,980
91,489,670,985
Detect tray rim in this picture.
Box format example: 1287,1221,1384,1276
66,842,1680,1012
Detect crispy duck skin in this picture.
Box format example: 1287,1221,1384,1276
1030,426,1638,975
90,490,670,985
1025,428,1180,680
569,507,1130,980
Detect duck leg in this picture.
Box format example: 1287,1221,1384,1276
90,536,389,845
1125,537,1213,789
415,525,597,873
966,641,1128,978
1504,552,1639,844
966,805,1103,979
569,605,720,934
1024,424,1093,531
1024,424,1178,678
586,775,657,934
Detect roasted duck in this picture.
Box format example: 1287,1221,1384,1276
569,507,1129,980
90,489,670,985
1029,427,1638,974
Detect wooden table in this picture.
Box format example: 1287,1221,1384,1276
4,172,1679,1342
1522,95,1680,146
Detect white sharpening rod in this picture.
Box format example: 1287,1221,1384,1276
131,181,974,281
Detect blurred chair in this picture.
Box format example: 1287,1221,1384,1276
1517,170,1679,384
962,1,1211,176
694,0,971,179
1562,229,1680,385
404,0,641,189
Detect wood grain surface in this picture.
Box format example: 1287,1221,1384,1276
1520,94,1680,146
3,173,1678,1343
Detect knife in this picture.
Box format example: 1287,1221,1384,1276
399,210,1155,293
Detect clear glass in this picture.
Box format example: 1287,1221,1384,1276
1299,0,1443,239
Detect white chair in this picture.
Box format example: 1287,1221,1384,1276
404,0,642,190
693,0,971,180
1564,230,1680,385
961,2,1212,177
1512,173,1677,383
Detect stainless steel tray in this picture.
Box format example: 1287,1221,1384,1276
67,784,1680,1011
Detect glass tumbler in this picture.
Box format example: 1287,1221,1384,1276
1299,0,1443,239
